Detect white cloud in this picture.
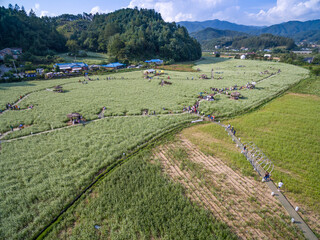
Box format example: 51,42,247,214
245,0,320,25
128,0,237,22
35,3,40,10
40,10,55,17
128,0,320,26
90,6,110,14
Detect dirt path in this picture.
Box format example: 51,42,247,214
153,137,305,240
98,108,105,118
0,113,196,142
0,93,30,114
215,122,318,240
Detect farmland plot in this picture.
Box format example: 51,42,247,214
0,58,308,137
0,114,196,240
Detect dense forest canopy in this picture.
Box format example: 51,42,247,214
0,6,201,62
0,5,66,55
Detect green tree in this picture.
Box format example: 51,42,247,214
66,40,79,54
55,65,60,72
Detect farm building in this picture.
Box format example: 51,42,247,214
0,48,22,61
100,62,125,70
53,62,88,72
25,70,37,77
145,59,163,65
89,65,101,70
144,69,155,74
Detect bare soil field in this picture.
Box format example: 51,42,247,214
153,136,304,239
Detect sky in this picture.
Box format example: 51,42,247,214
1,0,320,26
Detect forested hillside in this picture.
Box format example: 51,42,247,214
194,29,296,50
0,6,201,62
74,8,201,61
190,27,248,42
231,34,296,50
179,19,320,43
0,5,66,55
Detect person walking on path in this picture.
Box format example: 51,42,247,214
10,125,14,131
278,180,283,191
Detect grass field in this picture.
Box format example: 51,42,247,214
0,115,196,240
224,95,320,214
57,51,108,65
43,148,237,240
0,58,308,138
0,58,313,239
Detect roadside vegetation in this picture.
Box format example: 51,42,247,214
222,78,320,236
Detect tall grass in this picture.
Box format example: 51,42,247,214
0,58,308,135
0,115,196,240
44,149,237,240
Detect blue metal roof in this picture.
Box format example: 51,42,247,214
101,62,124,68
54,62,88,68
145,59,163,63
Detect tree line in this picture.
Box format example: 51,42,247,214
0,6,201,62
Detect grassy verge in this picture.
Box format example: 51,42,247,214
290,75,320,96
57,52,108,65
225,93,319,215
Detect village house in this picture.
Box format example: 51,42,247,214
100,62,125,70
0,48,22,61
145,59,163,65
53,62,88,73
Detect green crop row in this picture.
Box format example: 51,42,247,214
0,114,196,240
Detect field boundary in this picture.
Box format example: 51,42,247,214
215,121,318,240
33,119,198,240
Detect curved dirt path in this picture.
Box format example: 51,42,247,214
0,93,31,114
153,137,305,240
0,112,194,142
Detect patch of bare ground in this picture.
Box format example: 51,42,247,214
153,136,304,240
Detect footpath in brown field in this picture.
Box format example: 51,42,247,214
153,136,305,240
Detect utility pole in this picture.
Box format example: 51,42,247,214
12,60,17,73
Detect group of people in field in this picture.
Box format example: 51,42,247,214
183,101,200,114
226,124,236,135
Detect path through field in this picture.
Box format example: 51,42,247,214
154,136,304,240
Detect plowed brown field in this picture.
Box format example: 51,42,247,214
153,136,304,240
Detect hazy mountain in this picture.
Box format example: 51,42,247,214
190,27,248,42
180,19,320,43
254,20,320,36
178,19,263,33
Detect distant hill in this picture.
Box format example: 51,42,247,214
293,30,320,43
195,30,296,51
254,20,320,36
179,19,320,43
253,20,320,43
190,27,248,42
178,19,263,33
